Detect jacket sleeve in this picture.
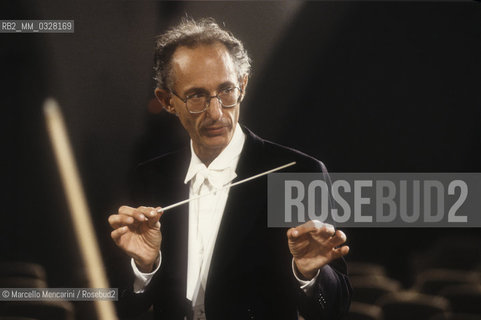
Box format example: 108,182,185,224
297,258,352,319
293,157,352,319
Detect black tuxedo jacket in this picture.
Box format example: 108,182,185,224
117,126,351,320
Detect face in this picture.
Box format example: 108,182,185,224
155,43,247,162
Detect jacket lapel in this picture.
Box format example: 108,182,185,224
149,149,190,301
206,126,269,285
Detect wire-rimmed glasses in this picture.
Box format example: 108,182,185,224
171,87,242,114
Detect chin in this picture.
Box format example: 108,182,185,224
202,135,230,150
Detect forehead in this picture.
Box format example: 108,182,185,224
170,42,238,92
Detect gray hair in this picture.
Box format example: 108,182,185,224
153,18,251,90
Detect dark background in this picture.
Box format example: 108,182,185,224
1,0,480,314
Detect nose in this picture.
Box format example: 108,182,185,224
205,96,223,120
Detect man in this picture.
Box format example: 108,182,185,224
108,18,351,320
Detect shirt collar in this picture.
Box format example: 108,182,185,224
184,123,246,184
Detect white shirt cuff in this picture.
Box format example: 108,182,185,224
292,259,320,295
131,252,161,293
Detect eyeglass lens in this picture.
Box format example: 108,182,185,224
187,88,240,113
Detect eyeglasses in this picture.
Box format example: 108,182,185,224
171,87,242,114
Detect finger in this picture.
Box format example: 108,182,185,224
146,207,163,228
328,230,347,248
330,245,350,260
111,226,129,243
136,206,157,222
118,205,148,222
108,214,134,229
288,221,319,238
292,220,335,239
314,223,336,239
287,228,299,240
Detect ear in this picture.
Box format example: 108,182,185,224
154,88,176,115
239,74,249,102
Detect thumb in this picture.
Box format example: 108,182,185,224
287,228,299,240
146,207,162,228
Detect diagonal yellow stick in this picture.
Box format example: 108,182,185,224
44,98,117,320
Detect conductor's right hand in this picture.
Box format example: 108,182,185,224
109,206,162,273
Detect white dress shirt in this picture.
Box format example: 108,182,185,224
184,122,245,307
131,123,319,307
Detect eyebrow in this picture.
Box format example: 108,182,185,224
183,81,236,96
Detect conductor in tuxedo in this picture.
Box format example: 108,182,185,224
108,18,351,320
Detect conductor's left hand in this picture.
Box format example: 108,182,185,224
287,220,349,280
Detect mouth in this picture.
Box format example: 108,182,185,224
202,125,228,136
